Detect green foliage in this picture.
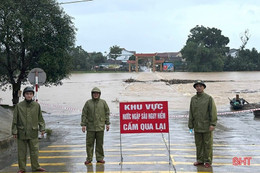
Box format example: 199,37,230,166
155,56,160,60
109,45,122,60
224,48,260,71
181,25,229,72
91,52,106,65
70,47,106,71
70,46,89,70
129,55,135,60
0,0,76,104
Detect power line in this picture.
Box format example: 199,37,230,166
59,0,93,5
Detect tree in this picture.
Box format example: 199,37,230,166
109,45,122,61
181,25,229,72
240,29,251,50
129,55,135,61
70,48,106,71
87,52,106,70
91,52,106,65
70,46,89,70
224,48,260,71
0,0,76,104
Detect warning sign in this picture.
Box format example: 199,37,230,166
120,101,169,134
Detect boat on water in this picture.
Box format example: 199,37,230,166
229,94,249,110
253,110,260,118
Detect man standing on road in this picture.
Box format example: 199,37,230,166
188,80,217,168
12,86,46,173
81,87,110,165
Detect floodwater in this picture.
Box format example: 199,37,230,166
1,71,260,173
1,71,260,114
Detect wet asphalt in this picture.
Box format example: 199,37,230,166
1,110,260,173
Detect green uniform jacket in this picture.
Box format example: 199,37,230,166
81,88,110,131
12,100,45,139
188,92,217,133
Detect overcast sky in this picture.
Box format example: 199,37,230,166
58,0,260,54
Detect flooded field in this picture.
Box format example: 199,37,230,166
1,71,260,115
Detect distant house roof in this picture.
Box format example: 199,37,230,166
135,53,157,57
227,48,239,58
156,52,182,58
122,48,136,54
156,52,182,62
111,49,136,62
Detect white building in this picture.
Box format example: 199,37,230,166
115,48,136,63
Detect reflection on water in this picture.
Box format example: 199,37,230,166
1,72,260,114
85,164,104,173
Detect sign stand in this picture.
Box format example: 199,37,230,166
168,132,171,164
119,101,170,164
120,133,123,164
35,70,39,102
28,68,46,102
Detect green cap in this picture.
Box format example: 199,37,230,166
193,80,206,88
23,86,35,96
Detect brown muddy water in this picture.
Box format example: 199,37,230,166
1,71,260,115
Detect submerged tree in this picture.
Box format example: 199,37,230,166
0,0,76,104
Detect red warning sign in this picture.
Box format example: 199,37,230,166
120,101,169,134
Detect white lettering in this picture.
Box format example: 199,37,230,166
123,113,131,120
125,104,143,110
148,113,157,119
124,105,130,110
145,103,164,111
140,123,154,131
141,113,148,119
132,113,141,120
155,123,166,130
157,112,166,119
123,123,138,130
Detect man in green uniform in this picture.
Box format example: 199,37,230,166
12,86,46,173
81,87,110,165
188,80,217,168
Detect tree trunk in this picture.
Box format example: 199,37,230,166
12,82,21,105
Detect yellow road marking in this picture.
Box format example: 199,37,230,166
12,161,170,167
39,148,168,153
40,148,260,153
37,154,260,159
172,154,260,159
48,145,85,148
5,172,213,173
38,154,167,159
48,144,260,148
11,161,260,167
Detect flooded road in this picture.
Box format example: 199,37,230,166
2,71,260,114
1,72,260,173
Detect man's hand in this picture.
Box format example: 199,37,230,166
106,125,110,131
82,126,86,133
209,125,215,131
13,135,17,139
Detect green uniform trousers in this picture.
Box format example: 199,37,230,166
194,131,213,164
86,131,104,161
17,138,40,171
